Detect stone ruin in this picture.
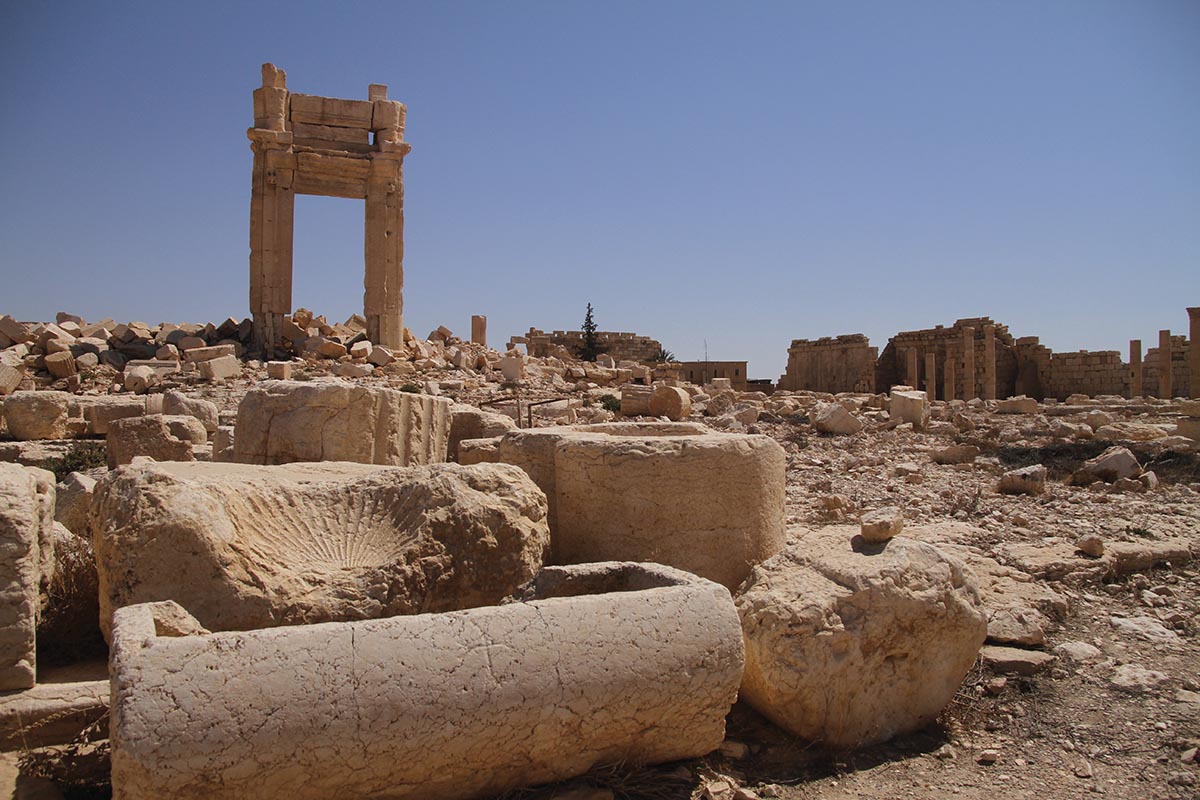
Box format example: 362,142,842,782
780,309,1200,401
249,63,409,353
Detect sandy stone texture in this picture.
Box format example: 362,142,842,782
470,423,786,590
2,391,72,441
0,464,54,690
109,562,744,800
91,460,550,639
736,528,987,748
232,379,451,465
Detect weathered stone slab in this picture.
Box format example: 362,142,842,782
0,660,107,749
233,380,451,466
110,562,742,800
105,414,205,468
3,392,72,441
92,461,550,638
0,464,55,690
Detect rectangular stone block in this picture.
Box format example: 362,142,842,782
266,361,292,380
289,93,374,129
0,464,53,690
199,355,240,382
291,121,370,144
185,345,237,363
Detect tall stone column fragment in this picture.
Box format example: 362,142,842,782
1159,329,1173,399
961,326,976,400
471,315,487,347
1129,339,1143,398
0,464,55,690
1188,308,1199,399
905,348,919,389
925,352,937,399
983,324,997,400
943,352,956,401
109,562,744,800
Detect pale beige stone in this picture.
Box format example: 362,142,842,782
1071,446,1141,485
889,388,929,430
110,562,742,800
468,423,785,590
447,403,517,462
736,529,986,747
198,354,240,381
3,391,71,440
0,364,23,396
123,365,157,394
859,506,903,542
54,471,96,537
266,360,292,379
648,385,692,421
43,351,77,379
162,391,219,433
184,344,236,363
88,397,145,435
0,464,54,690
92,461,550,639
812,402,863,435
105,415,204,468
998,464,1046,495
996,396,1037,414
233,380,451,466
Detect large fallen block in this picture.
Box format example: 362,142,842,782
110,562,743,800
0,464,55,690
92,461,549,639
2,391,72,441
464,422,786,590
736,528,987,747
233,379,452,465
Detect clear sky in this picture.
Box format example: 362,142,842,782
1,1,1197,379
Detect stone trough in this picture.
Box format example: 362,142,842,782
109,562,744,800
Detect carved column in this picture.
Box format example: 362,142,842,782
905,348,919,389
1129,340,1142,399
1189,308,1199,399
365,156,405,349
943,352,956,401
961,326,976,400
925,352,937,400
1159,329,1173,399
249,64,294,354
471,315,487,347
983,324,996,400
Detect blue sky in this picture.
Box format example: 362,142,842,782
1,1,1197,379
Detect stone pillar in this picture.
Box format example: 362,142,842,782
1189,308,1199,399
365,157,405,349
961,327,976,400
983,324,996,400
905,348,919,389
925,352,937,400
471,315,487,348
1159,329,1173,399
249,64,294,355
943,353,956,401
1129,340,1142,398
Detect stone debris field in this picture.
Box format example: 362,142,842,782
0,65,1197,800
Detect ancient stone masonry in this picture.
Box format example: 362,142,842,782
781,310,1194,400
777,334,877,393
249,64,409,353
515,328,664,363
678,361,749,391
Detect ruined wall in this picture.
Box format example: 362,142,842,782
1143,335,1191,399
519,328,663,363
881,319,1017,401
777,335,876,393
1044,350,1127,399
679,362,748,391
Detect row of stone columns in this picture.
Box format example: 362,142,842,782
1127,309,1200,400
902,326,997,401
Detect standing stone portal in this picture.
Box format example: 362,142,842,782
248,64,409,353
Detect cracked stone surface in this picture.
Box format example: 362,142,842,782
232,379,452,466
736,527,987,748
466,422,786,589
91,460,549,639
109,562,744,800
0,463,54,690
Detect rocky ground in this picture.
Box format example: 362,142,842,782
2,312,1198,800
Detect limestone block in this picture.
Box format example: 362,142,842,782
1094,422,1168,442
92,461,550,638
860,506,903,542
447,403,517,462
1176,417,1200,442
367,346,395,367
348,340,372,359
162,391,219,433
336,362,374,378
105,415,204,468
3,391,71,440
212,426,235,462
500,354,526,383
736,530,986,747
198,354,240,381
998,464,1047,495
43,351,77,379
889,389,929,430
0,463,55,690
289,93,374,128
649,385,692,421
931,444,979,465
88,397,145,435
110,562,742,800
996,396,1038,414
812,402,863,435
0,316,33,345
184,344,236,363
123,365,157,394
266,361,292,380
54,471,97,536
233,380,452,466
475,423,785,590
1071,446,1141,485
619,384,653,416
0,364,23,396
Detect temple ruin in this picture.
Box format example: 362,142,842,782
248,64,409,353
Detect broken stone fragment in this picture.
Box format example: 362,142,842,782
649,385,692,421
859,506,903,543
812,402,863,435
1070,446,1140,485
998,464,1046,495
105,414,205,468
3,391,72,440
